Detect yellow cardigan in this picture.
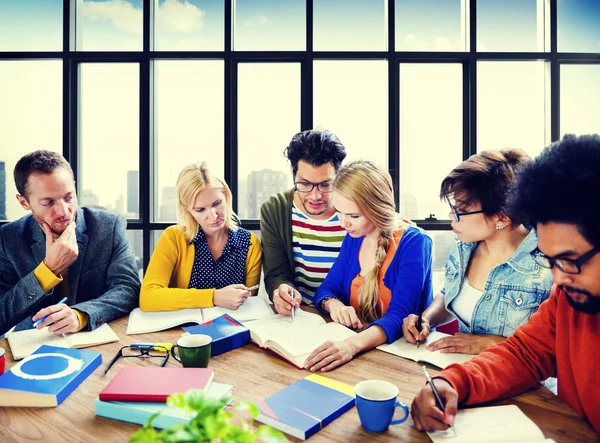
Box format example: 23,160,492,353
140,225,262,311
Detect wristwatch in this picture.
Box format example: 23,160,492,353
319,296,339,311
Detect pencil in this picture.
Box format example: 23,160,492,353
422,366,457,436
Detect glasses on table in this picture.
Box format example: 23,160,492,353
294,181,333,193
446,197,484,222
530,246,600,275
104,343,171,375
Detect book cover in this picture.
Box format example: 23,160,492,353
99,366,214,402
94,382,233,429
0,345,102,407
256,374,356,440
183,314,251,357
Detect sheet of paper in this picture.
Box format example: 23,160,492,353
202,296,275,323
126,307,204,335
275,322,357,357
7,328,70,360
65,323,119,348
244,310,325,347
377,331,473,369
427,405,546,443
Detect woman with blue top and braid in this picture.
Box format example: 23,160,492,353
140,162,261,311
306,160,434,372
402,149,553,355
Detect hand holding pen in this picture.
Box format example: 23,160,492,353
272,283,300,316
402,314,431,346
410,366,458,433
31,296,82,334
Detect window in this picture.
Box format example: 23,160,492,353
560,65,600,137
0,0,63,51
78,0,143,51
0,61,62,221
558,0,600,53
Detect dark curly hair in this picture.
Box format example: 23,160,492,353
440,148,531,217
14,150,73,199
283,129,346,177
506,134,600,247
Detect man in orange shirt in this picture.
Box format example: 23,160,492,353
411,134,600,435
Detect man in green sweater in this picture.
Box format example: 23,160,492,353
260,129,347,315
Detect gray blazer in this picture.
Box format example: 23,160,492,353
0,207,140,332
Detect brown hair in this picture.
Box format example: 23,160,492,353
14,150,74,199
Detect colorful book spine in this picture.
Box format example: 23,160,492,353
183,314,250,356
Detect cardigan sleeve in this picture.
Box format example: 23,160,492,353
313,234,354,312
370,226,433,343
139,227,214,311
244,233,262,295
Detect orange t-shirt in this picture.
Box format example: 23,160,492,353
349,228,406,318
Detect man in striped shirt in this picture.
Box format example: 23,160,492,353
260,129,347,315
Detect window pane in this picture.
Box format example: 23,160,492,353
396,0,465,52
478,61,547,157
0,0,62,51
80,64,139,217
237,64,300,219
558,0,600,52
154,61,224,222
155,0,223,50
314,0,386,51
560,65,600,137
233,0,305,50
426,230,455,295
79,0,142,51
313,61,388,164
399,64,462,221
126,230,144,280
0,61,62,221
477,0,546,52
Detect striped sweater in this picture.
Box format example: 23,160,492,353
292,204,346,303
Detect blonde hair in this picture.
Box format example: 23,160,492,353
333,160,401,323
176,162,238,243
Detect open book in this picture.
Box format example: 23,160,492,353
127,296,275,335
376,331,473,369
7,323,119,360
244,310,356,369
427,405,555,443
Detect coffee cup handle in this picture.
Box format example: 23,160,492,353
391,401,410,425
171,346,181,363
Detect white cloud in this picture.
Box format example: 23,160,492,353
243,15,271,28
82,0,205,35
83,0,142,35
403,34,461,51
159,0,205,34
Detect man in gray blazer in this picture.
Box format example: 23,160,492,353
0,150,140,334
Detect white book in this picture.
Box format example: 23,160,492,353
127,296,275,335
7,323,119,360
377,331,473,369
427,405,554,443
244,310,357,368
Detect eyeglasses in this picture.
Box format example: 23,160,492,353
446,197,484,222
104,343,171,375
531,246,600,275
294,181,333,193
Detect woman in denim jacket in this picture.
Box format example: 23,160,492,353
403,149,553,355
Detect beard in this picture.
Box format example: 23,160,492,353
561,285,600,314
299,195,329,217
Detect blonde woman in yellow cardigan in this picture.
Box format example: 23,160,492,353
140,162,262,311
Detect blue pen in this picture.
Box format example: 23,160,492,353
32,296,68,328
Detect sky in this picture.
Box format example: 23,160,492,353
1,0,600,224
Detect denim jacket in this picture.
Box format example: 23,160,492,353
441,229,553,336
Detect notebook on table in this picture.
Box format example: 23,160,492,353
427,405,555,443
127,296,274,335
256,374,355,440
244,310,356,369
377,331,473,369
7,323,119,360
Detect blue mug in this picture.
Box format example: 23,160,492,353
354,379,409,432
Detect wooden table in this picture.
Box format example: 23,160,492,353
0,316,597,443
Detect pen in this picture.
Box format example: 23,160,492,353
246,284,260,291
416,315,423,348
32,296,68,328
289,289,296,323
422,366,457,436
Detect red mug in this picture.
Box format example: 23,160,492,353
0,347,5,375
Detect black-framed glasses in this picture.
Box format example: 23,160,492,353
531,246,600,275
104,343,171,375
446,197,484,222
294,181,333,193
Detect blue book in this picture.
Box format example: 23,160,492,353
94,382,233,429
183,314,250,357
256,374,356,440
0,344,101,407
